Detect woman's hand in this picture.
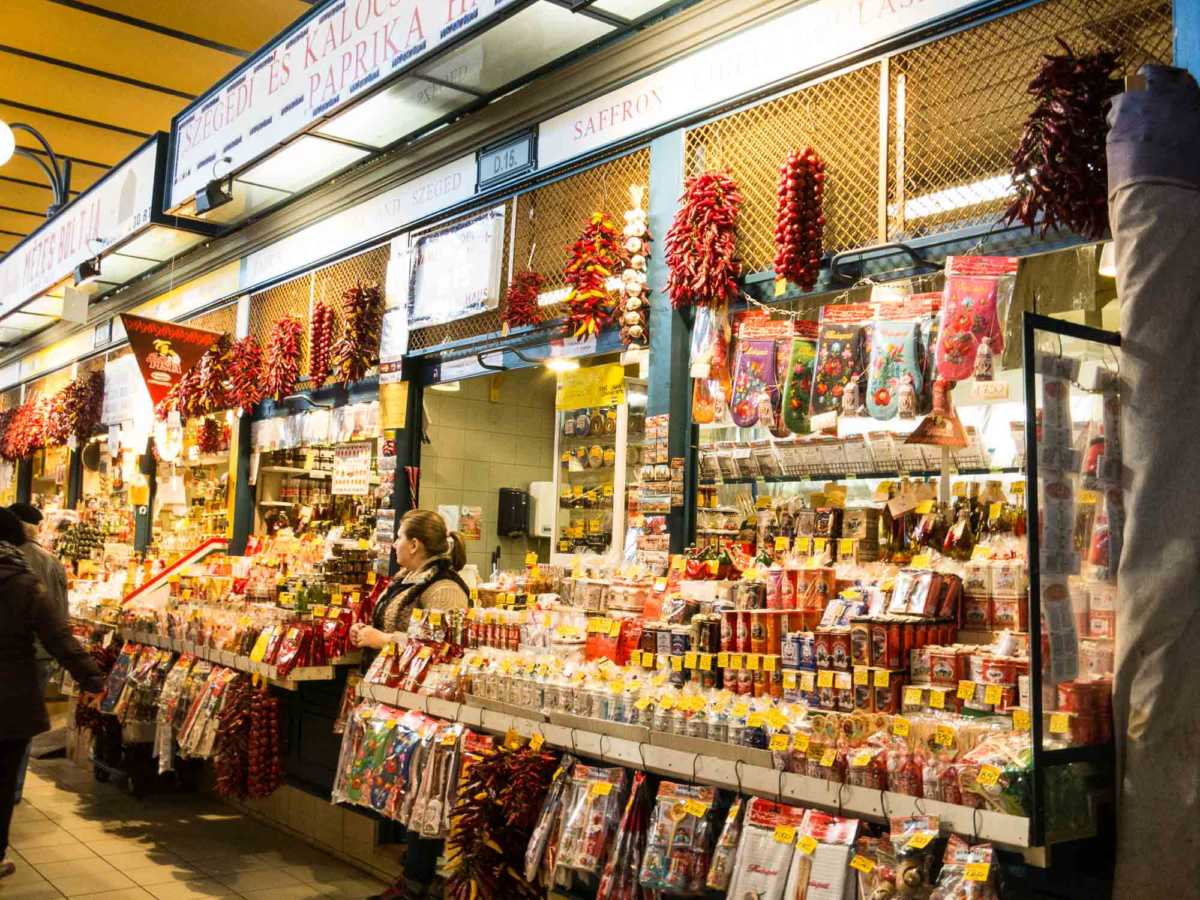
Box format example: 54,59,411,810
351,624,390,650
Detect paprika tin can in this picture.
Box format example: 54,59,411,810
849,621,871,667
782,632,802,668
813,630,831,668
719,612,735,652
764,614,782,656
750,616,768,655
829,630,851,670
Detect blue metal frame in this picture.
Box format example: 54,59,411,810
1177,0,1200,77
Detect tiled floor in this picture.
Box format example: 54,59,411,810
3,759,388,900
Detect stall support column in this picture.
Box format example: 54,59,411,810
1178,1,1200,77
66,448,82,509
15,458,31,504
229,414,254,555
645,128,696,552
389,377,424,575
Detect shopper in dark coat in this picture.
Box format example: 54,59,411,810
0,508,104,879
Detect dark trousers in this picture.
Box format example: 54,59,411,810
0,738,30,858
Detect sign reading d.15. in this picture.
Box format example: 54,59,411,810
476,129,537,192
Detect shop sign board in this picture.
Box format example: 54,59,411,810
404,206,505,328
0,141,157,318
241,154,475,293
538,0,981,169
555,362,625,410
169,0,510,209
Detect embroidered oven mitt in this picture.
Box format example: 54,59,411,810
730,338,779,428
782,337,817,434
867,320,923,420
810,323,864,418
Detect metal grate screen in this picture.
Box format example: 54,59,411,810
682,0,1170,272
408,149,651,351
184,303,238,339
248,245,390,376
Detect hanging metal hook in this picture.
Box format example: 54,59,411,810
837,781,849,818
637,741,647,771
599,734,611,762
734,759,745,794
972,806,984,843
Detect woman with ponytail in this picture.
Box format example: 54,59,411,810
350,509,469,651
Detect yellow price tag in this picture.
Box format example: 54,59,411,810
591,782,614,797
366,571,377,585
800,672,816,692
747,711,766,728
411,609,426,623
634,697,651,711
849,855,876,874
797,835,818,855
774,825,797,845
745,653,760,671
813,538,828,554
793,733,810,753
957,680,977,701
837,538,856,558
817,670,834,688
819,748,837,767
977,764,1002,787
853,667,869,686
911,553,932,569
429,610,442,626
907,831,934,850
717,652,730,668
914,500,934,515
729,654,743,671
503,728,522,749
763,655,777,672
685,651,698,670
893,717,911,737
934,725,955,747
794,536,812,554
671,655,683,671
768,734,790,752
851,751,872,768
525,551,538,566
700,653,713,672
971,545,992,561
732,702,750,719
529,733,545,751
773,276,788,298
929,689,946,709
874,669,890,688
964,862,991,882
683,798,708,818
1049,712,1070,734
671,555,685,572
1012,708,1031,731
609,619,622,637
775,536,790,552
984,684,1003,706
642,653,655,669
783,671,797,689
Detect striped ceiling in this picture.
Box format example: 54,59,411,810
0,0,316,257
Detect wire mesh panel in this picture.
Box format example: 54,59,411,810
408,149,651,352
25,367,73,401
184,303,238,339
685,64,884,273
890,0,1172,239
248,245,389,377
0,387,20,411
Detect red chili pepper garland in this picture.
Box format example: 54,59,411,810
1004,39,1121,240
68,371,105,446
213,677,250,800
45,392,71,447
333,283,384,385
444,744,558,900
264,317,304,402
564,213,627,340
665,170,744,309
309,301,335,390
196,333,233,414
3,398,48,460
230,336,266,414
502,270,544,329
0,409,16,462
197,417,223,454
247,688,283,798
773,148,826,291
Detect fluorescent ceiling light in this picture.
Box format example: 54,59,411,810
239,136,368,195
889,174,1015,220
1098,241,1116,278
117,226,206,262
315,76,476,149
589,0,673,18
546,356,580,373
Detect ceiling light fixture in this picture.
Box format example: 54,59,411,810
476,346,583,373
194,175,234,215
0,119,72,217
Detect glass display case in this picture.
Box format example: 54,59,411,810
552,373,646,562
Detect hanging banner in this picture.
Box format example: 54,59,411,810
120,314,221,408
555,363,626,410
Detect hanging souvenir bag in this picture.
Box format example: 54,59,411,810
809,322,864,419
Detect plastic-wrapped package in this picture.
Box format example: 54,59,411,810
555,764,629,875
637,782,717,893
783,809,859,900
525,754,577,884
726,798,806,900
935,256,1018,383
930,835,1000,899
705,795,744,891
597,771,649,900
154,654,195,774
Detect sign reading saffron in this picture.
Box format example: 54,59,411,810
120,314,222,408
169,0,510,209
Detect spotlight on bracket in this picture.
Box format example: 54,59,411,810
73,256,102,287
194,175,234,216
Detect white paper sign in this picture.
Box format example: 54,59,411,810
406,207,505,328
101,355,144,426
332,441,373,496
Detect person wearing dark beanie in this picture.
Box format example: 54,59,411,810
0,507,104,880
6,503,69,806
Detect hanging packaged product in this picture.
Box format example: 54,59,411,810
810,306,870,420
555,764,629,875
596,770,650,900
782,808,859,899
725,797,806,900
638,781,719,894
781,324,818,434
525,755,579,884
935,256,1018,383
729,313,794,430
705,795,745,891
